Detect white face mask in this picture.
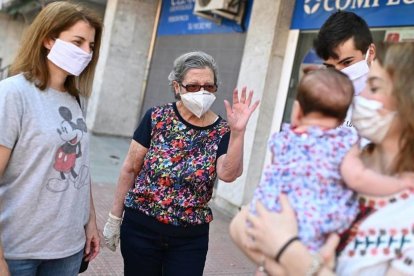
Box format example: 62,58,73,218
341,48,370,95
351,96,396,144
180,91,216,118
47,39,93,76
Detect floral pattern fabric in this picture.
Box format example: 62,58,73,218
125,103,230,226
251,123,359,252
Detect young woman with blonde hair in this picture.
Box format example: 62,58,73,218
0,2,102,275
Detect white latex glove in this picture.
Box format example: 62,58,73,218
103,212,122,251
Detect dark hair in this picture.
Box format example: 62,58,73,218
297,68,354,121
313,11,373,60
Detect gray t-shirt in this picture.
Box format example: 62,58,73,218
0,74,90,259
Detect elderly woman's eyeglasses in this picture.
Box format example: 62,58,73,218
180,83,218,93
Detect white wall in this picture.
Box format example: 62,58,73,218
214,0,295,214
0,13,26,69
87,0,159,136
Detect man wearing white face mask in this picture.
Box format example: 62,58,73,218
313,10,376,129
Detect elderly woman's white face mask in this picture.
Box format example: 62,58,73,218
176,67,217,118
180,91,216,118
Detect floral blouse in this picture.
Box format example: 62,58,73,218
251,123,359,252
124,102,230,226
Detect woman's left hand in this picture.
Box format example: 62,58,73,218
224,87,260,134
245,194,298,258
84,218,100,262
230,207,288,276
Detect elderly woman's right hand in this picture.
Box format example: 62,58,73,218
224,87,260,134
245,194,298,258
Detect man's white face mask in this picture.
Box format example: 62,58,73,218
341,48,370,95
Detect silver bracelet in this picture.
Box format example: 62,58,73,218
257,264,267,274
305,253,323,276
257,256,268,275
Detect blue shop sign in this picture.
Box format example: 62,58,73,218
291,0,414,30
157,0,253,36
303,49,324,64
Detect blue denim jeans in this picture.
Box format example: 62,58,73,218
6,249,83,276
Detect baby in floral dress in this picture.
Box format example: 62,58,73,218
250,68,414,252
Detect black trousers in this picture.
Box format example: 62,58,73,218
120,208,209,276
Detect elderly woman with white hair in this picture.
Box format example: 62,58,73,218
103,51,259,275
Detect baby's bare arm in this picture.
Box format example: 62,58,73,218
341,145,412,196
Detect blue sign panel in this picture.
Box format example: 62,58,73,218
302,49,324,64
291,0,414,30
157,0,253,36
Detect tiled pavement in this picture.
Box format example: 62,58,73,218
82,135,256,275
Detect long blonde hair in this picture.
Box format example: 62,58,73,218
376,42,414,173
9,1,103,98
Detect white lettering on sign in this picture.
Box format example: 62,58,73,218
336,0,352,9
305,0,322,14
387,0,400,5
351,0,369,8
386,0,414,5
168,15,190,22
304,0,412,14
188,22,213,30
324,0,334,11
171,0,194,6
350,0,380,8
170,4,192,12
170,0,194,12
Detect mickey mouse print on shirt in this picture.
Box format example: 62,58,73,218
47,106,90,193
